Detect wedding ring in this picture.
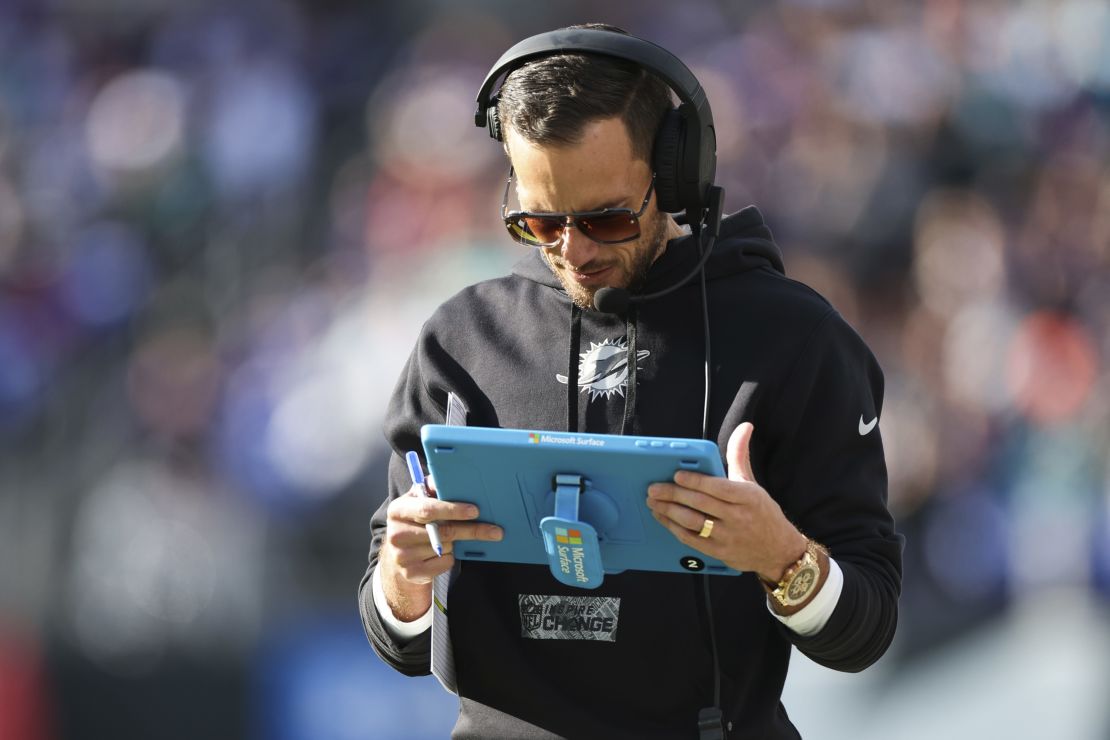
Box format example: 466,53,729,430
698,518,714,539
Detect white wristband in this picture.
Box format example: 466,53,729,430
768,556,844,636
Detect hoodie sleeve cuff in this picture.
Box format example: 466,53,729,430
767,556,844,636
371,567,433,640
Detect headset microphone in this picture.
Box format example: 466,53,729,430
593,185,724,314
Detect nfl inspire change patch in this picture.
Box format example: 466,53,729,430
518,594,620,641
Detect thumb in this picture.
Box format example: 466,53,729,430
726,422,756,482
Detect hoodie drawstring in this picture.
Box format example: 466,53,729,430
566,304,582,433
621,305,638,435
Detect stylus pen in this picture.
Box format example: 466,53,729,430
405,451,444,557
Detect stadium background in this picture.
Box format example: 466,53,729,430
0,1,1108,738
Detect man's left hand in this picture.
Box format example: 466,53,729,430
646,422,808,583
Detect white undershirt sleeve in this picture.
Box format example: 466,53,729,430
767,556,844,637
371,566,433,640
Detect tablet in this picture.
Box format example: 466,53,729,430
420,424,742,589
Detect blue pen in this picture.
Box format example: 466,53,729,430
405,451,444,557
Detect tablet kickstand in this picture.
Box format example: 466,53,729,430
538,474,605,589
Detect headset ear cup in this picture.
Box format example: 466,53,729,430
652,109,684,213
486,96,503,141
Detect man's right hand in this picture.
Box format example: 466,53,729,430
379,477,503,622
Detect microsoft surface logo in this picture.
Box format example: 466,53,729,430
555,527,583,545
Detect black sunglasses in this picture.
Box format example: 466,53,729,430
501,167,656,248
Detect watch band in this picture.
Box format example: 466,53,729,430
760,539,828,611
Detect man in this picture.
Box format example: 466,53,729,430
360,24,901,739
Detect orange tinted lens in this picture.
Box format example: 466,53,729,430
505,216,563,246
521,215,565,244
577,213,640,243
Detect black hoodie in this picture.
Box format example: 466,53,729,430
360,207,903,739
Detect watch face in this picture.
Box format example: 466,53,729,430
785,564,819,604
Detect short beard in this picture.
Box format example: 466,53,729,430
551,213,669,311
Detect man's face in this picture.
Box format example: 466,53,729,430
504,117,669,310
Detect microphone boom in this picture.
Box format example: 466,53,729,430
592,186,723,314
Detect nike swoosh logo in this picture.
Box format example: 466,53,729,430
858,415,878,435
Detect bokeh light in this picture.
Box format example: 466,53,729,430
0,310,44,427
922,489,1008,603
1053,1,1110,90
57,222,151,328
881,384,939,515
202,57,316,199
66,460,263,673
369,66,498,186
126,327,222,440
913,190,1006,319
0,629,52,740
85,69,186,177
0,177,25,271
1006,312,1099,425
941,299,1018,414
832,27,956,126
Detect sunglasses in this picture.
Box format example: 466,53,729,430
501,167,656,248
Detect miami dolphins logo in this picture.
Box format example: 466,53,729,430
556,337,650,401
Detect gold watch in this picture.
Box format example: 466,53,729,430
761,540,827,608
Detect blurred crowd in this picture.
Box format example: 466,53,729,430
0,0,1107,738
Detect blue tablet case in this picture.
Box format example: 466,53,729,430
420,425,742,589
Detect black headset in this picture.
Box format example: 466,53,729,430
475,28,726,316
474,27,718,225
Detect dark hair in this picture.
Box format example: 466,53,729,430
496,23,674,164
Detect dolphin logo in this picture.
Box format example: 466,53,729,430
556,338,650,401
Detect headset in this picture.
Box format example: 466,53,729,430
475,27,718,223
474,28,725,315
474,29,729,739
